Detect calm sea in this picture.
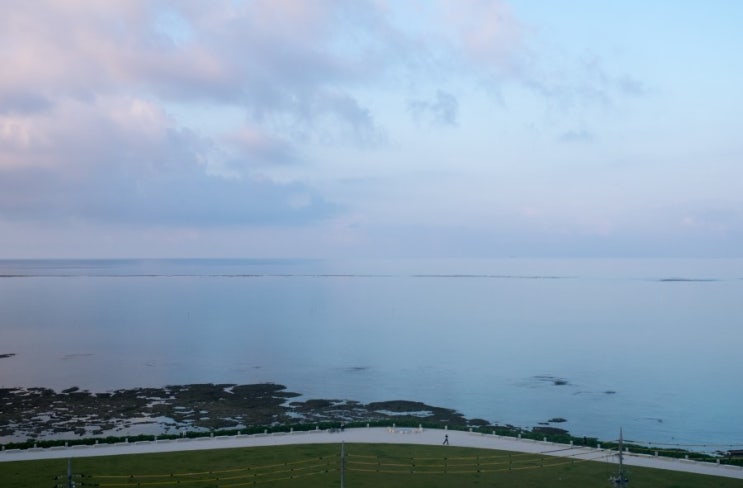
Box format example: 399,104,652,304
1,258,741,449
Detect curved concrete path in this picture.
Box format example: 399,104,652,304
1,427,741,480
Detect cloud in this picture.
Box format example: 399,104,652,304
521,52,647,114
221,125,297,172
438,0,529,77
0,92,54,115
0,1,380,226
0,0,654,249
0,95,338,226
678,203,743,234
409,90,459,126
0,1,387,138
0,0,407,227
401,1,646,117
152,1,390,141
0,142,339,227
558,129,594,143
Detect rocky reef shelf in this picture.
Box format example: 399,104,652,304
1,383,483,442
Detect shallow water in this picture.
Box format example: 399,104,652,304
1,258,741,449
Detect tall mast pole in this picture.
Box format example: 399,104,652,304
610,428,628,487
618,428,625,485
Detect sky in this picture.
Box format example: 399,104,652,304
1,0,742,258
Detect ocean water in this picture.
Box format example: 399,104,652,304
1,258,741,450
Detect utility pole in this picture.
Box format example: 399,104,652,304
53,458,77,488
340,441,346,488
67,458,73,488
609,428,628,487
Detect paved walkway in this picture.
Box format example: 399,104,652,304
2,427,741,480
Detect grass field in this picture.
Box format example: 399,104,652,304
2,443,741,488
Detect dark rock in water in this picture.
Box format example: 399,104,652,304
346,366,369,372
0,353,16,359
533,375,569,386
292,399,336,410
468,418,490,427
548,417,567,423
366,400,467,424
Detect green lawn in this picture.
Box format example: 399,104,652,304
2,443,740,488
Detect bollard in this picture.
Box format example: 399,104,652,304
518,434,521,439
419,424,422,432
655,451,658,457
597,443,601,449
544,437,547,442
264,429,268,434
366,423,370,428
445,425,448,430
469,427,473,432
570,440,573,446
290,427,293,433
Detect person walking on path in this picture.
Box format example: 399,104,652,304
443,434,449,445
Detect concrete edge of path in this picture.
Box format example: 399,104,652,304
1,427,741,480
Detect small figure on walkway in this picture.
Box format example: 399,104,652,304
443,434,449,446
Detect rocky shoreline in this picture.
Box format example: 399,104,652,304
4,382,740,464
1,383,504,443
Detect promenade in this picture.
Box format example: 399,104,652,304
2,427,741,480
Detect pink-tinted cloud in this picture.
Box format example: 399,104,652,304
0,0,651,242
439,0,529,75
0,1,371,225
